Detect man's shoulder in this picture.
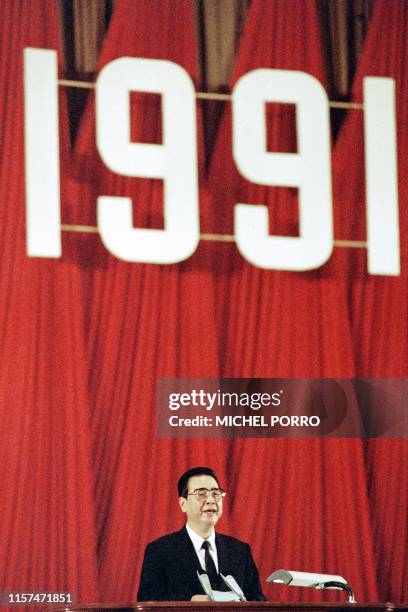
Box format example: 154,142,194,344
145,528,188,551
216,532,250,552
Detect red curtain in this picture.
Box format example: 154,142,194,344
0,0,406,607
332,0,408,601
70,0,229,602
0,0,99,604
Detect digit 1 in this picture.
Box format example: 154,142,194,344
364,77,400,276
24,48,61,257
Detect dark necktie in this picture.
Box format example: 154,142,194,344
201,540,220,589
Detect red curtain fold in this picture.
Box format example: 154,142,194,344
205,0,378,603
71,0,227,602
332,0,408,601
206,0,354,379
333,0,408,374
0,0,99,605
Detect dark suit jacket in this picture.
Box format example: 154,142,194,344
137,527,266,601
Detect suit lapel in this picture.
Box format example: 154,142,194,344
215,533,235,576
174,527,204,591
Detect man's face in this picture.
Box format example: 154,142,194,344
179,474,223,535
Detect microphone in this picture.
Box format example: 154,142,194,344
197,571,215,601
220,573,247,601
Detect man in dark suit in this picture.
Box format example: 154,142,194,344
137,466,266,601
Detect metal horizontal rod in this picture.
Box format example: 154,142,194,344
61,224,99,233
196,92,231,101
58,79,95,89
61,224,367,248
333,239,367,248
57,79,363,109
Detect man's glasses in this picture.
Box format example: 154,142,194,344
185,488,226,501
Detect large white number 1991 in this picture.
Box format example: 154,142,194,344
23,49,400,275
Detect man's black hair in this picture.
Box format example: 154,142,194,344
177,466,220,498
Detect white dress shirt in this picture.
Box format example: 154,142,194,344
186,522,219,572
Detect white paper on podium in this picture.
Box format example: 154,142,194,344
197,571,240,602
212,590,240,602
220,573,247,601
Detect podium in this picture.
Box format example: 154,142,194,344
58,603,408,612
